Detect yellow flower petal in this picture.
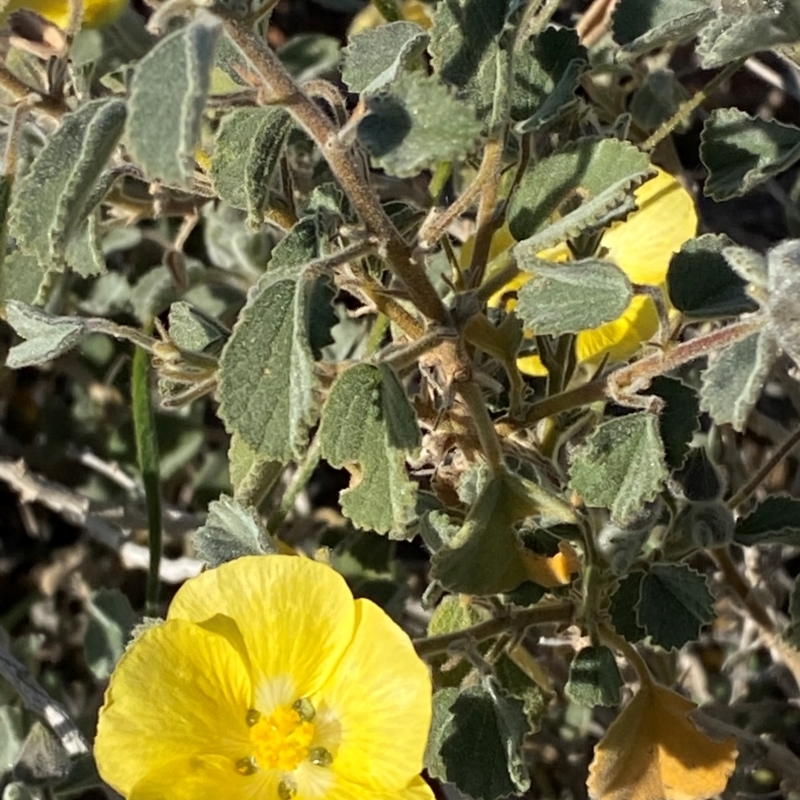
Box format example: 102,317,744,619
167,555,356,700
600,168,697,286
320,599,432,791
95,620,252,797
575,294,659,366
324,775,435,800
1,0,128,29
127,755,270,800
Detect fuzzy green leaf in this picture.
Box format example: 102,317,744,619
8,98,125,273
612,0,714,56
700,331,778,432
0,251,51,307
192,495,278,567
426,679,530,800
697,4,800,68
630,70,691,132
651,376,700,471
766,239,800,367
511,26,587,125
210,107,292,227
569,413,667,526
126,15,221,186
565,646,624,707
638,564,715,650
431,472,575,595
700,108,800,201
429,0,509,127
5,301,88,368
512,174,643,257
217,263,322,462
734,496,800,547
508,138,653,241
668,233,758,319
514,258,632,336
84,589,137,680
320,363,420,536
342,21,428,95
609,571,647,642
358,71,481,178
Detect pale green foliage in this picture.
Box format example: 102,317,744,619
2,2,799,799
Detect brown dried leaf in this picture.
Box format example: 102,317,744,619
588,681,737,800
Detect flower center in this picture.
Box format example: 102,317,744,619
249,705,316,772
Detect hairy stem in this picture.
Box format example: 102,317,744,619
223,20,449,325
414,601,574,658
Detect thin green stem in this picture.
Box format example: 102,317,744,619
414,601,574,659
371,0,401,22
267,433,323,532
598,623,654,687
132,337,162,616
643,59,745,151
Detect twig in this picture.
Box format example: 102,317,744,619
223,19,449,326
727,424,800,510
413,601,574,658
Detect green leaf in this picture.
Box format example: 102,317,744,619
673,447,725,502
651,376,700,471
494,653,549,728
699,330,777,432
12,722,70,783
192,495,278,567
210,107,292,228
609,571,647,642
514,258,632,336
700,108,800,201
429,0,510,127
630,69,691,132
217,263,322,463
511,26,588,125
431,472,575,595
358,71,482,178
697,4,800,68
611,0,714,56
512,174,642,257
569,413,667,526
342,21,429,95
4,301,88,368
8,98,125,273
722,244,769,289
508,138,653,241
669,500,735,553
126,15,221,186
167,301,229,355
320,363,420,536
0,706,25,774
667,234,758,319
277,33,341,82
765,239,800,367
83,588,137,680
734,496,800,547
426,679,530,800
565,646,623,707
638,564,714,650
0,251,51,307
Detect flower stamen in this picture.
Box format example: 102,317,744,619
250,704,315,772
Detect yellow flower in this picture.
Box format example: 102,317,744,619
487,168,697,376
95,555,433,800
1,0,127,30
